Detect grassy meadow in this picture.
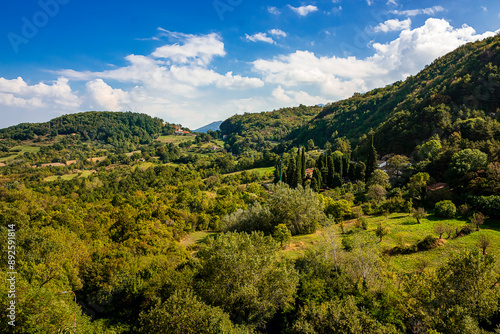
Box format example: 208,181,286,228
184,212,500,273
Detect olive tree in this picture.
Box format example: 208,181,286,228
139,289,242,334
196,232,299,327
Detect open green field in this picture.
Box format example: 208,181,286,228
133,162,155,171
44,170,95,182
157,135,194,144
0,145,41,162
377,213,500,271
11,145,41,153
181,212,500,273
181,231,219,248
225,166,274,177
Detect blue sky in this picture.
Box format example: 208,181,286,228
0,0,499,129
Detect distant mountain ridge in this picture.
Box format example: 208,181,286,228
194,121,223,133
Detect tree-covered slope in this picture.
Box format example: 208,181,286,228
0,111,178,144
290,34,500,156
220,105,323,154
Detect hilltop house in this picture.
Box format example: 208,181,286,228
174,125,190,135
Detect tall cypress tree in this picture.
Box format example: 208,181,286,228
296,148,303,187
301,148,306,186
319,154,328,188
312,168,322,192
366,136,378,181
287,154,298,188
311,176,319,192
343,153,350,179
273,159,280,183
327,155,335,188
333,151,343,179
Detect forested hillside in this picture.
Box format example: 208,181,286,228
220,105,323,154
219,35,500,160
0,111,179,145
294,34,500,157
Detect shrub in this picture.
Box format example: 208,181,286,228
196,231,298,326
478,233,491,255
324,198,354,219
375,222,390,242
354,217,368,230
139,289,239,334
434,200,456,218
273,224,292,247
434,222,445,238
389,244,417,255
361,202,373,215
458,203,471,216
417,235,439,251
468,196,500,217
222,184,325,235
455,225,474,238
342,235,354,252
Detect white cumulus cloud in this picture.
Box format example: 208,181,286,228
269,29,287,38
86,79,129,110
54,32,265,128
373,18,411,33
151,31,225,66
246,33,276,44
0,77,82,127
268,6,280,15
253,18,497,102
390,5,445,16
0,77,80,109
288,5,318,16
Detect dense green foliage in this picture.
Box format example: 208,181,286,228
196,232,298,328
139,289,245,334
220,105,323,154
222,184,325,235
434,200,457,218
0,111,178,145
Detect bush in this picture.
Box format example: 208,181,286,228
222,184,326,235
434,200,457,218
196,231,299,326
417,235,439,251
455,225,474,238
323,198,354,219
342,235,354,252
221,202,272,233
468,195,500,217
139,289,240,334
388,244,417,255
354,217,368,230
361,202,373,215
